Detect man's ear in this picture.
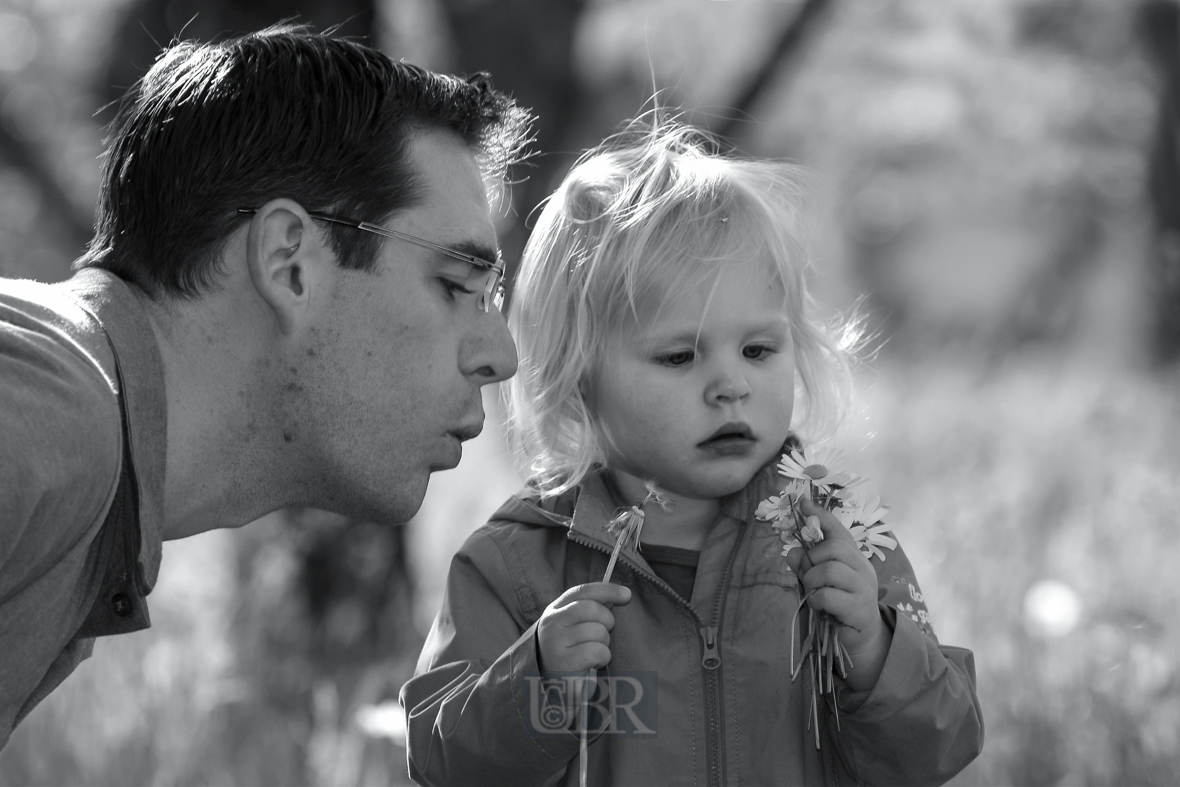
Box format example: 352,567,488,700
245,199,330,335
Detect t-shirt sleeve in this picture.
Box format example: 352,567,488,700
0,309,121,600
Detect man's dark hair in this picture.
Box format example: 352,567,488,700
78,25,532,297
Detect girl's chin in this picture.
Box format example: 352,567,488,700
653,471,762,502
608,458,766,502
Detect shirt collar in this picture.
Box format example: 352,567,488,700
62,268,166,590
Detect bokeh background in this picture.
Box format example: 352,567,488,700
2,0,1179,784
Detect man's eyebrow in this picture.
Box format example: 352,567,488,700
446,239,501,266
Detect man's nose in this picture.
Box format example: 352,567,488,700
462,308,519,384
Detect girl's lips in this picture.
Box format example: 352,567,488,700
700,435,756,456
699,423,756,455
702,421,753,442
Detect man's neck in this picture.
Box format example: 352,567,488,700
139,288,294,540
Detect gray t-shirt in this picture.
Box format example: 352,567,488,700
0,270,164,749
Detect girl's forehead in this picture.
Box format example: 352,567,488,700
635,252,785,310
621,258,790,338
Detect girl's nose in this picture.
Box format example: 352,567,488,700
706,370,751,405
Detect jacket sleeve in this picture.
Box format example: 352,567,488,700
833,540,985,787
400,526,579,787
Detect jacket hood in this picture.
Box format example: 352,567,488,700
488,460,787,546
488,486,575,529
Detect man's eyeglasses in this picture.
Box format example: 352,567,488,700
237,208,505,313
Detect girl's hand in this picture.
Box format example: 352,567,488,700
784,497,892,691
537,583,632,674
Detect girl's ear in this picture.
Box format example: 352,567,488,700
578,370,601,415
244,199,329,335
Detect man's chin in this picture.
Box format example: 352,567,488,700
441,432,465,469
336,444,465,523
434,454,462,473
353,479,431,525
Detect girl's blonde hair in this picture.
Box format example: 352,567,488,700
505,121,860,496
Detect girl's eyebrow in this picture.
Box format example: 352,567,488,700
642,329,703,345
642,317,790,345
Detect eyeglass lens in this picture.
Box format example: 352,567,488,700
475,268,505,312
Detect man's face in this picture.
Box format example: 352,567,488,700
298,128,518,522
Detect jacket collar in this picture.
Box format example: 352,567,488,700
569,472,634,554
493,462,784,558
62,268,166,591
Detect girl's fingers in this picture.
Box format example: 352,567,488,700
553,582,632,609
803,538,861,567
798,497,855,545
802,559,862,594
573,643,613,671
803,586,864,624
563,622,611,648
559,600,616,630
784,545,811,576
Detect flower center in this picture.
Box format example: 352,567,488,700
803,464,829,480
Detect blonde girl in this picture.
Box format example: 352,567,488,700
402,121,983,787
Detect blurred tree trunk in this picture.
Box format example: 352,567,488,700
0,103,91,252
436,0,588,301
437,0,838,299
222,510,419,787
711,0,835,143
990,187,1105,362
1139,0,1180,365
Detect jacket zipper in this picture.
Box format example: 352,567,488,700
568,524,748,787
699,624,724,786
699,526,745,787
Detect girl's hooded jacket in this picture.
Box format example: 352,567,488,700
401,464,984,787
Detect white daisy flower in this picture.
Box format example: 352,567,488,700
836,494,896,561
755,480,807,523
776,446,862,493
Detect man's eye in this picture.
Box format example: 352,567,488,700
440,278,474,300
655,350,694,367
743,344,775,360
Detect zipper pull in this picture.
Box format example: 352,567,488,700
700,626,721,669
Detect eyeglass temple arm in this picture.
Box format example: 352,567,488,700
237,208,502,273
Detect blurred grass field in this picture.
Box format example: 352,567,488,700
2,353,1177,786
855,356,1180,786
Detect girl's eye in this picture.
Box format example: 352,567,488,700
655,349,695,367
743,344,775,360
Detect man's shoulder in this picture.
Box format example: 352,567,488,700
0,275,120,383
0,277,123,584
0,276,122,438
